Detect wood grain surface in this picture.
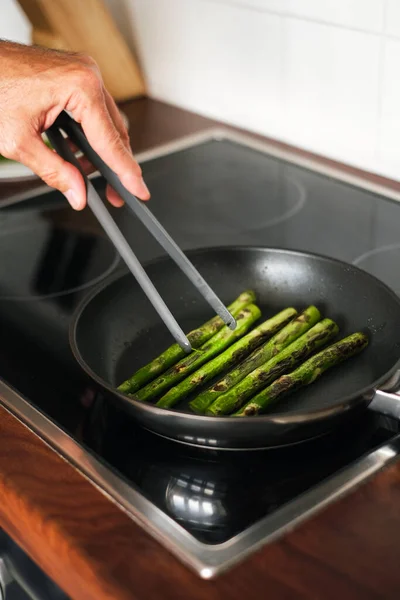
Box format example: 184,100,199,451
17,0,145,100
0,403,399,600
1,97,400,599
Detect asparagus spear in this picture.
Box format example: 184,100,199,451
133,303,262,402
236,332,369,416
190,305,320,413
118,290,256,394
156,307,297,409
206,318,338,416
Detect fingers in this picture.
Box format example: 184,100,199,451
79,89,150,202
104,89,131,152
63,116,125,207
13,134,87,210
65,100,131,208
64,59,149,204
65,140,124,207
103,89,129,206
106,184,125,207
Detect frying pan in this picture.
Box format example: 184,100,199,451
70,246,400,450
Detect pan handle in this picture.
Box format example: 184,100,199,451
379,370,400,393
369,378,400,421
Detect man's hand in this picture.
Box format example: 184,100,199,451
0,41,150,210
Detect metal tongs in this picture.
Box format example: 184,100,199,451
46,111,236,352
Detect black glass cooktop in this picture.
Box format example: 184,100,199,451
82,396,396,544
1,135,400,545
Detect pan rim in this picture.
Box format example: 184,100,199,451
69,245,400,424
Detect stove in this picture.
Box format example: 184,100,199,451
1,129,400,578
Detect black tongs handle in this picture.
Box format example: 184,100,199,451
53,112,235,332
46,123,193,352
53,112,236,332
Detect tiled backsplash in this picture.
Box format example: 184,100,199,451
124,0,400,182
124,0,399,181
3,0,400,182
0,0,30,45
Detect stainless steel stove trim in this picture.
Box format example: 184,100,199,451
3,126,400,208
0,171,100,209
0,379,399,580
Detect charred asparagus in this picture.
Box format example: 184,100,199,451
118,290,256,394
190,305,321,414
156,307,297,409
133,303,262,402
236,332,369,416
206,318,338,416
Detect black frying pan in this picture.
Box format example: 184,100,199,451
70,247,400,450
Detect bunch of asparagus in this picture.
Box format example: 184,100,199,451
118,290,368,417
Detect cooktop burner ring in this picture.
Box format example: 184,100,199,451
353,243,400,296
0,221,119,301
150,173,307,236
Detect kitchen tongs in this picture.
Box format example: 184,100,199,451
46,111,236,352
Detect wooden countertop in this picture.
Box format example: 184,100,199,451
1,97,400,600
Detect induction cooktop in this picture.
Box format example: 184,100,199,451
1,128,400,578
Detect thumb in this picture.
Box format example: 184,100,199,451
15,135,87,210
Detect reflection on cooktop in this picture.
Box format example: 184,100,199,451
0,221,119,301
143,141,306,237
81,394,396,544
353,243,400,296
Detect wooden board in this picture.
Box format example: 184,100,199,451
17,0,146,101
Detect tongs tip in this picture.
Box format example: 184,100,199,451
226,314,237,331
180,338,193,354
216,306,236,331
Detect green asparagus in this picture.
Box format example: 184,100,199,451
156,307,297,409
236,332,369,416
118,290,256,394
133,303,262,402
206,318,338,416
190,305,321,413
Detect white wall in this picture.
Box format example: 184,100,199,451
121,0,400,183
0,0,30,44
2,0,400,183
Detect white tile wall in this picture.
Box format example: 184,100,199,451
282,18,381,166
0,0,30,44
210,0,385,33
385,0,400,37
130,0,283,137
378,38,400,169
123,0,400,182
